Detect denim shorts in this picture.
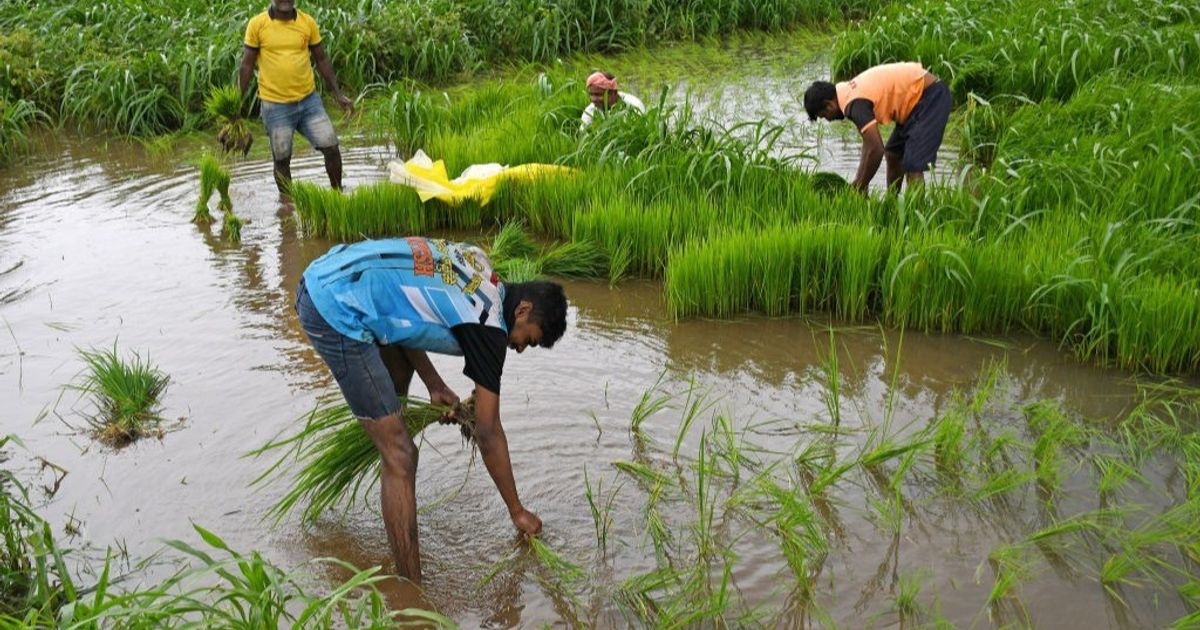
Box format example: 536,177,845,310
886,81,952,173
295,279,402,420
260,91,339,161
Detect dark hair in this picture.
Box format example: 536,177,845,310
803,81,837,121
503,281,568,348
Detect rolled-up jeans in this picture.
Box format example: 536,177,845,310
260,91,339,162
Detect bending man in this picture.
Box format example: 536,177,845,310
804,62,951,193
295,236,568,581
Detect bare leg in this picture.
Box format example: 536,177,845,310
885,151,904,193
319,145,343,190
361,346,420,580
272,159,292,196
360,412,421,581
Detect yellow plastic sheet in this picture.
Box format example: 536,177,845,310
387,150,573,206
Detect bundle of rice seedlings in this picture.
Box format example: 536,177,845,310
250,396,476,525
810,171,850,196
194,154,222,224
223,210,243,243
539,240,608,278
494,257,542,282
69,345,170,447
489,221,538,261
206,85,252,157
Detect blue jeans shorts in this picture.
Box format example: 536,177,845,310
260,91,339,162
295,279,402,420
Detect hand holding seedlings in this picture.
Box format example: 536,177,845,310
511,507,543,537
429,385,460,422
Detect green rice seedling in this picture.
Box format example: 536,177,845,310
819,328,841,428
493,257,542,283
538,240,608,279
583,467,622,553
194,153,223,224
809,171,850,196
528,537,586,592
630,373,674,435
607,240,632,287
894,570,925,621
69,344,170,447
222,208,244,244
249,396,477,525
205,84,251,157
489,221,539,262
958,93,1015,168
1023,400,1089,493
981,543,1034,626
292,181,426,240
611,461,672,491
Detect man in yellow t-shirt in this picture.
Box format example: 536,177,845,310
238,0,354,194
804,62,951,194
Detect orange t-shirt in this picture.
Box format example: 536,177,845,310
836,62,927,127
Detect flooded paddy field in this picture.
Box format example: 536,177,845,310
1,130,1195,627
2,2,1200,627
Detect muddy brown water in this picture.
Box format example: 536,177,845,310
0,58,1189,628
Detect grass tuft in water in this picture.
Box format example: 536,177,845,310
69,344,170,447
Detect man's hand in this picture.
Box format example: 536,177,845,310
334,93,354,115
511,507,542,537
429,385,460,422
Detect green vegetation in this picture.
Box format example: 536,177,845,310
0,0,887,159
68,345,171,447
196,153,246,242
250,396,478,525
292,50,1200,371
206,84,252,156
0,435,447,627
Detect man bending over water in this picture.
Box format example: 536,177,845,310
295,236,568,581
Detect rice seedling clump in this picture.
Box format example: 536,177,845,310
69,345,170,447
205,84,252,157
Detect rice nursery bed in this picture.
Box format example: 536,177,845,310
292,51,1200,372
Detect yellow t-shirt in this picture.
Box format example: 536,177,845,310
244,10,322,104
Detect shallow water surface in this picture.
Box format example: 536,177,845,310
0,53,1191,627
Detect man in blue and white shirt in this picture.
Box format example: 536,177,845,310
295,236,568,581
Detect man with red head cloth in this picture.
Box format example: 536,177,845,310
580,71,646,130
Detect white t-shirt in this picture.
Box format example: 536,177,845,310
580,92,646,129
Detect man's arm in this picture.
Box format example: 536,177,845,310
238,46,259,95
309,43,353,114
473,385,542,536
400,348,459,409
854,124,885,193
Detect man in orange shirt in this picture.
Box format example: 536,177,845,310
238,0,354,194
804,62,951,194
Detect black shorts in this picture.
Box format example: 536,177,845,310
886,81,952,173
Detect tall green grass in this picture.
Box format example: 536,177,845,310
0,0,888,140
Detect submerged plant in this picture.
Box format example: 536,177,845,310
69,344,170,447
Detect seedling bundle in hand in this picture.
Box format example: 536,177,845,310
206,85,253,157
